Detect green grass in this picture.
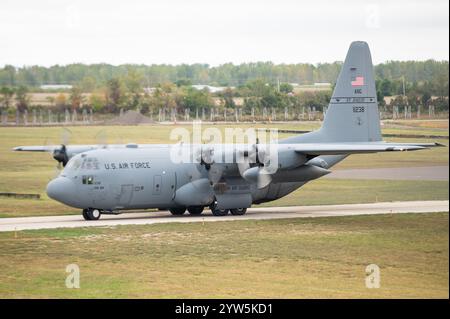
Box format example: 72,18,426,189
0,212,447,298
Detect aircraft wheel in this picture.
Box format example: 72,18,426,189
230,208,247,216
83,208,101,220
187,206,204,215
169,207,186,215
212,208,229,216
82,209,89,220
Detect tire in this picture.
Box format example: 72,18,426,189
169,207,186,215
187,206,204,215
84,208,101,220
82,209,89,220
230,208,247,216
212,208,229,216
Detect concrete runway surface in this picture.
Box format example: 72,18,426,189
326,166,449,181
0,200,448,232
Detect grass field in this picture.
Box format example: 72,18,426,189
0,212,447,298
0,120,448,217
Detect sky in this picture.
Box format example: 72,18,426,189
0,0,448,67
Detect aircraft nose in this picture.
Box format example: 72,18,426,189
46,177,77,205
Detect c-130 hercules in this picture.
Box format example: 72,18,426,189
14,42,442,220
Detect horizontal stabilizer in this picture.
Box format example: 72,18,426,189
293,142,443,155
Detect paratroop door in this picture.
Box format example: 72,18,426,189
118,184,133,205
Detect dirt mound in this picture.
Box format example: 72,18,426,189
105,110,154,125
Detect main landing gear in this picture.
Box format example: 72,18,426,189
82,208,102,221
169,206,205,216
230,208,247,216
209,202,248,216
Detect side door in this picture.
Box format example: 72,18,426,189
118,184,134,206
150,169,176,206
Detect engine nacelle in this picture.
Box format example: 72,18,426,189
174,178,214,207
272,164,331,183
277,148,307,170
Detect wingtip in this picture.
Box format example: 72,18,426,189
434,142,447,147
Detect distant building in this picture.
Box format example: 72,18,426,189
143,87,157,94
40,84,73,90
313,82,331,87
212,97,244,107
191,85,231,93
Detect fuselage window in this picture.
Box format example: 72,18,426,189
82,175,94,185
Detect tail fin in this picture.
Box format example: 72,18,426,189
321,41,382,142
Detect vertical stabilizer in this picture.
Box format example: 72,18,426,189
321,41,382,142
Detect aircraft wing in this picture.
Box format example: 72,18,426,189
12,144,168,154
13,145,59,152
294,142,444,156
13,145,98,153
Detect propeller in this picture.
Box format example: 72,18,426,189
192,145,224,185
237,140,273,189
52,127,72,168
52,144,69,168
241,165,272,189
43,128,73,179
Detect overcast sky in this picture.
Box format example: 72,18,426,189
0,0,448,67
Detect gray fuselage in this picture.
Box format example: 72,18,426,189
46,144,344,211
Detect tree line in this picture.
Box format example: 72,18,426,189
0,60,448,115
0,60,448,90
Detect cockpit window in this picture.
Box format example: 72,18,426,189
62,157,82,174
81,157,100,170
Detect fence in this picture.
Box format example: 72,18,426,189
0,105,444,126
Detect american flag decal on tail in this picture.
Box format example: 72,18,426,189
351,76,364,86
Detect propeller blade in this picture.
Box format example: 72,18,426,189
256,168,272,189
61,127,72,145
201,146,215,166
191,163,205,180
95,129,108,148
53,167,60,179
237,150,251,177
242,166,272,189
242,166,259,183
208,164,223,184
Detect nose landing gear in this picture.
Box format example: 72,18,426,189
82,208,102,220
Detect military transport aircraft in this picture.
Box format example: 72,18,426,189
14,42,442,220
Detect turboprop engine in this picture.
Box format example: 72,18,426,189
174,178,215,207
